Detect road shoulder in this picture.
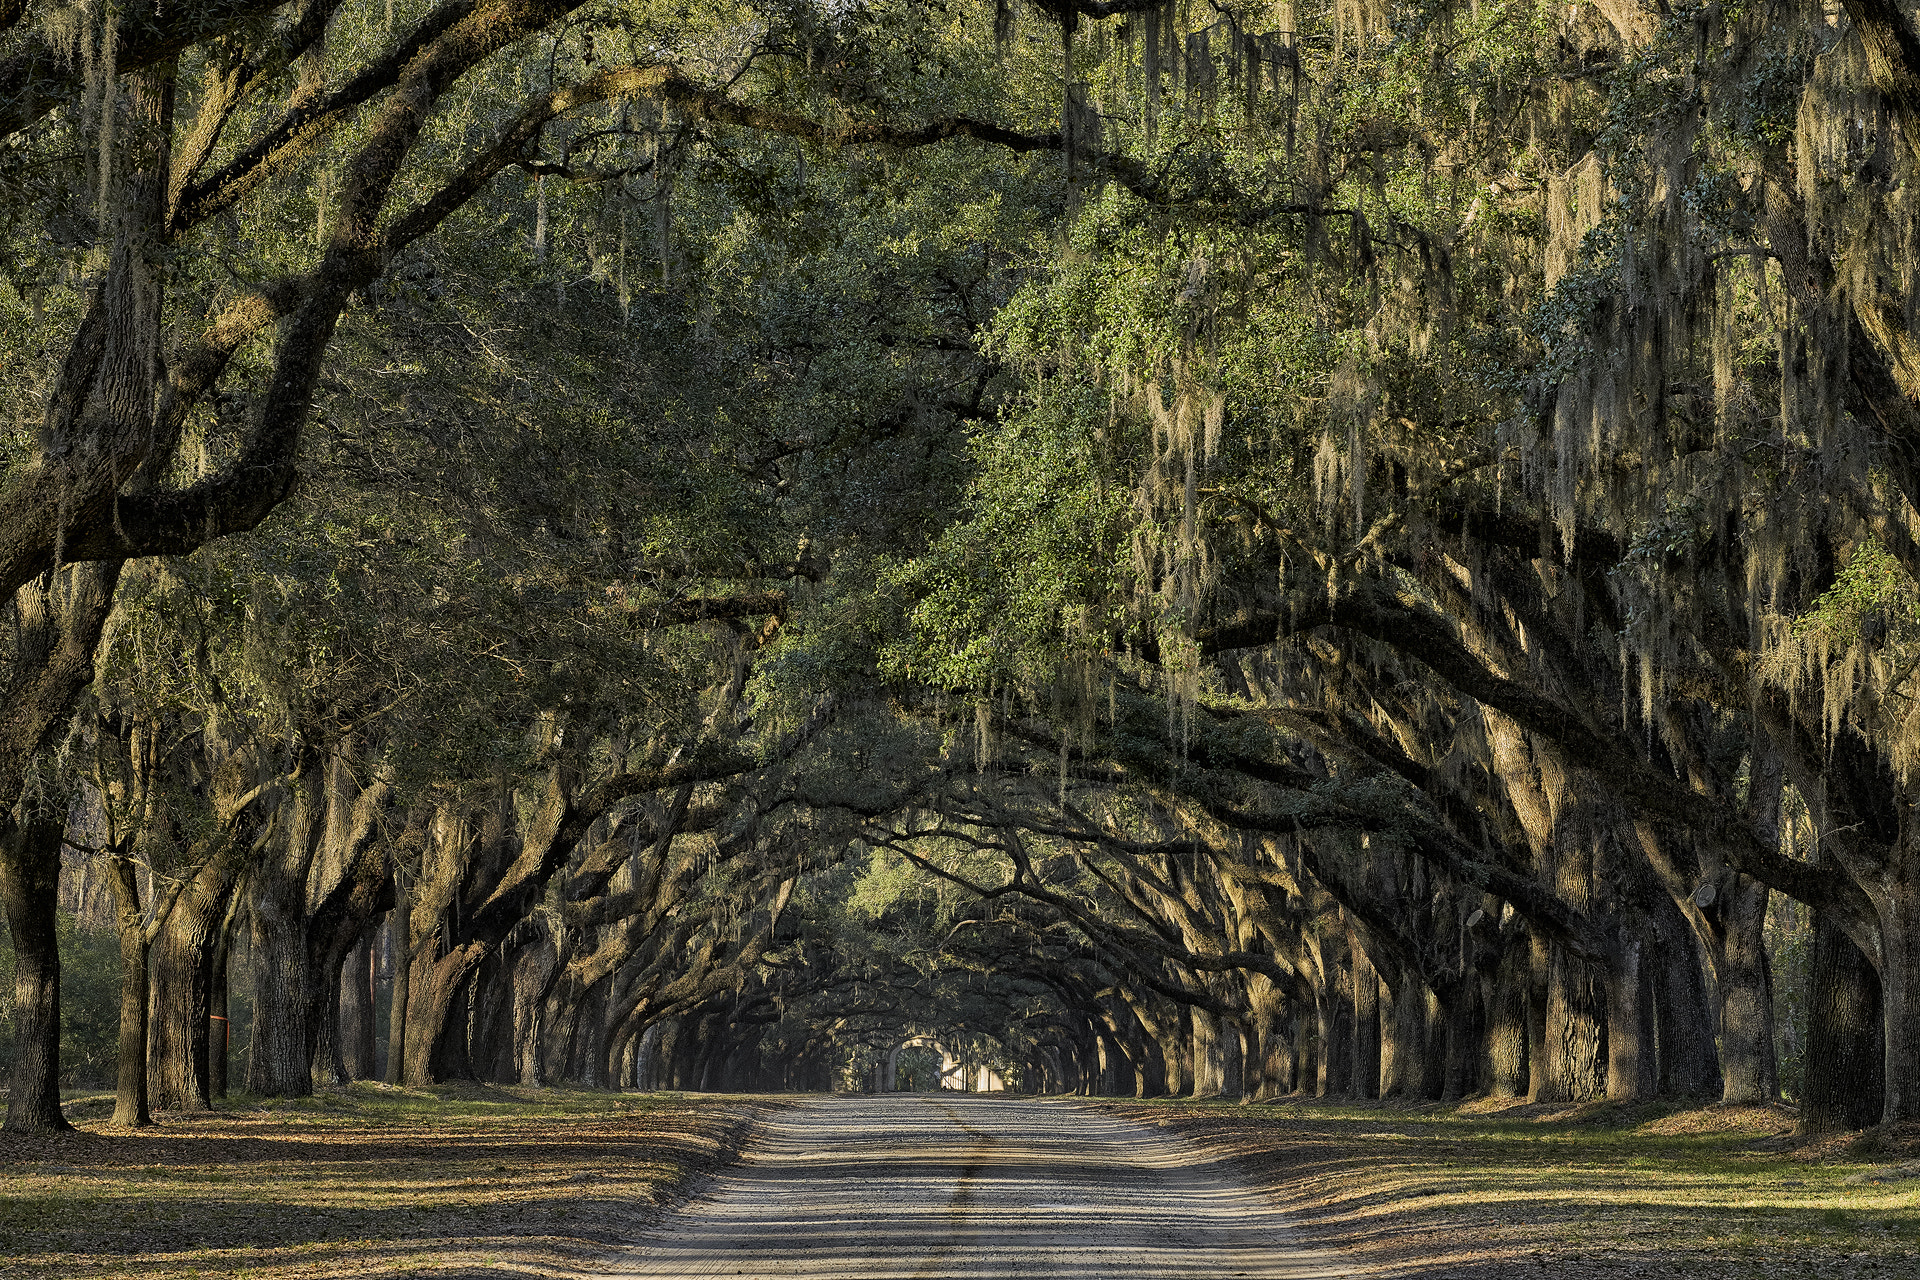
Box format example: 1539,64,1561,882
1085,1096,1919,1279
0,1084,789,1280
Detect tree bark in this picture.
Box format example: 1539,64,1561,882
1190,1006,1226,1097
148,894,218,1112
1,813,70,1132
1316,973,1354,1097
1116,995,1167,1096
149,832,251,1112
1290,1003,1315,1095
383,904,410,1084
1437,972,1485,1101
1702,870,1782,1104
1542,943,1607,1103
1381,963,1439,1100
340,929,377,1080
1349,940,1381,1099
1650,891,1723,1098
1243,998,1291,1101
1525,931,1552,1100
1880,810,1920,1123
1125,994,1182,1096
1802,909,1885,1133
1486,928,1530,1097
209,913,233,1100
417,956,478,1083
245,773,318,1096
106,855,152,1126
308,959,348,1088
1600,933,1654,1102
301,750,395,1087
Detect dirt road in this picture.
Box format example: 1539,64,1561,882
616,1093,1350,1278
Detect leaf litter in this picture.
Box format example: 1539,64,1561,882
1092,1097,1920,1278
0,1082,784,1280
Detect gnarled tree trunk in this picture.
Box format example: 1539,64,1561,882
1804,909,1886,1132
149,853,245,1112
246,764,320,1097
1,814,70,1133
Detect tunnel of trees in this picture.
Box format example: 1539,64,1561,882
4,0,1920,1136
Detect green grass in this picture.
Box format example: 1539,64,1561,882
0,1084,783,1280
1098,1096,1920,1276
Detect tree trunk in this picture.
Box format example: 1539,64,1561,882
1540,943,1607,1103
1290,1003,1314,1095
1377,966,1405,1098
1,814,70,1132
645,1021,674,1090
209,915,232,1100
1118,998,1166,1097
384,905,410,1084
1190,1007,1225,1097
633,1022,663,1090
1350,944,1381,1099
1486,932,1530,1096
1714,871,1780,1103
421,957,478,1083
1651,892,1722,1098
1720,740,1784,1104
1090,1028,1128,1097
672,1013,708,1090
106,855,151,1127
340,929,376,1080
1880,822,1920,1123
1524,931,1552,1100
1419,981,1449,1100
245,892,313,1096
247,762,320,1096
1220,1016,1244,1099
1601,934,1653,1102
567,975,611,1088
615,1030,640,1090
1317,978,1354,1097
1124,995,1181,1097
1803,909,1885,1133
149,867,237,1112
466,950,515,1084
308,959,347,1088
401,931,480,1085
1437,974,1485,1101
511,936,557,1087
1382,968,1437,1099
1244,1000,1291,1101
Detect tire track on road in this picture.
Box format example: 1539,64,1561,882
614,1093,1351,1278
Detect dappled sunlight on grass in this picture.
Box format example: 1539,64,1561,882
0,1085,785,1280
1097,1097,1920,1278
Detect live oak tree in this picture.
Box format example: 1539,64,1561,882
874,0,1920,1128
16,0,1920,1136
0,0,1061,1123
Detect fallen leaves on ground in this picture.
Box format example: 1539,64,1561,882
1092,1096,1920,1279
0,1083,783,1280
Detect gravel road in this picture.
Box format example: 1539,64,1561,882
616,1093,1351,1278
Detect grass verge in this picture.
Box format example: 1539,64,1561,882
0,1083,784,1279
1090,1096,1920,1278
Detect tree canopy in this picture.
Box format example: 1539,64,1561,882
6,0,1920,1135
